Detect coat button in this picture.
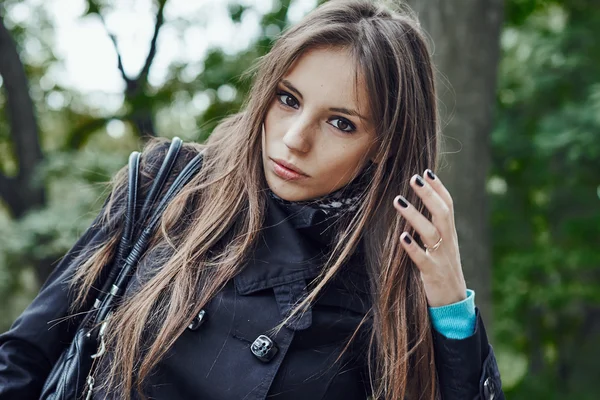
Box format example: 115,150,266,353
251,334,278,362
483,377,496,400
187,310,206,331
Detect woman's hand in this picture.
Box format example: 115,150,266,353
393,169,467,307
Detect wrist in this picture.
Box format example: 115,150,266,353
425,285,467,307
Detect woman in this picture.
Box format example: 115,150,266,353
0,1,503,399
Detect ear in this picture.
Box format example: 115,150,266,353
370,154,381,165
368,147,384,165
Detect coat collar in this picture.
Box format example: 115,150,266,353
233,192,371,330
233,194,332,296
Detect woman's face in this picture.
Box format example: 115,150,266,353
262,47,378,202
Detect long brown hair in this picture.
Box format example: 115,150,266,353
69,1,439,398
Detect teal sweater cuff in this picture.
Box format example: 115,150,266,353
428,289,476,339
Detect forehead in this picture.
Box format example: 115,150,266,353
282,47,370,114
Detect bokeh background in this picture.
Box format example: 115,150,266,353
0,0,598,398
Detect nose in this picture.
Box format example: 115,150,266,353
282,116,313,154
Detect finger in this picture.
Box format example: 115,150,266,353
424,169,453,211
394,195,441,248
410,174,454,235
400,232,433,273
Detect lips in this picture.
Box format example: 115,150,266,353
271,158,308,177
270,158,308,182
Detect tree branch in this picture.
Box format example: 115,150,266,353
138,0,167,85
108,31,132,86
90,1,167,138
95,11,133,87
94,0,167,90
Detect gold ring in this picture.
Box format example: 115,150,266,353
424,236,443,252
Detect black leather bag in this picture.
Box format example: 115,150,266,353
40,138,205,400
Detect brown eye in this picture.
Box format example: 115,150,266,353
329,117,356,133
276,91,299,109
337,120,350,131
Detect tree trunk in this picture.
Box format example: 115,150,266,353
0,15,45,219
0,14,50,285
404,0,504,325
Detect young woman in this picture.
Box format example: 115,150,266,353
0,1,504,399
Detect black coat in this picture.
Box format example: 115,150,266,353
0,152,503,400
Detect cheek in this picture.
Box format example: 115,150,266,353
264,107,282,142
318,146,364,179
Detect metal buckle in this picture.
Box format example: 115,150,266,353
91,315,110,359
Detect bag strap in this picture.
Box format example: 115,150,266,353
115,152,141,269
92,151,140,312
94,146,205,324
93,137,184,313
139,137,183,223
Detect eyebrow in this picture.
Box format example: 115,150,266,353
280,79,369,121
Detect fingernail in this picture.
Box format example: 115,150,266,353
396,196,409,208
403,233,412,244
415,175,425,187
426,169,436,180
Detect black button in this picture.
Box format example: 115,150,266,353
187,310,206,331
251,334,278,362
483,377,496,400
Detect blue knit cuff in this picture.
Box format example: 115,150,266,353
428,289,476,339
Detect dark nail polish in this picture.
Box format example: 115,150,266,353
403,234,412,244
426,169,436,180
396,196,409,208
415,175,425,187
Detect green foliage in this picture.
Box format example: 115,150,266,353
492,0,600,397
0,149,127,328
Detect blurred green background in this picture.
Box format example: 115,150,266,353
0,0,598,398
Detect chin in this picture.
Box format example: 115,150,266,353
269,185,305,202
265,176,310,202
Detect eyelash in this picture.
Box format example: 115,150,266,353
275,90,357,134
